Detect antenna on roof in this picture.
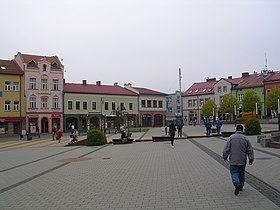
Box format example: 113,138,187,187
264,52,268,70
179,68,182,92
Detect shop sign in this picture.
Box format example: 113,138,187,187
0,117,21,122
51,114,61,118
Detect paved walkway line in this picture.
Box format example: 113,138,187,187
0,144,108,195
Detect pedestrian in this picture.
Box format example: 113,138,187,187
71,123,75,134
55,129,63,143
222,124,254,196
52,126,57,140
169,121,176,146
73,128,79,143
205,118,212,136
215,118,222,136
177,122,183,137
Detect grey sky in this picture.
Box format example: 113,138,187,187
1,0,279,93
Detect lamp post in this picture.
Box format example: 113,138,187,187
277,97,280,131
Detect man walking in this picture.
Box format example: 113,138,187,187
222,124,254,196
169,121,176,146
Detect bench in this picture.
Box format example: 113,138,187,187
152,136,171,142
211,128,217,133
113,138,133,144
260,137,271,147
221,131,235,137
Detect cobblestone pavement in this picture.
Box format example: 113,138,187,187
0,125,279,209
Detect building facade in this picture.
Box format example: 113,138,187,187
182,78,216,125
63,80,139,132
166,91,183,125
124,84,167,127
0,59,26,135
14,52,64,134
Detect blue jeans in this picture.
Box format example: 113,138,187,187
230,165,246,187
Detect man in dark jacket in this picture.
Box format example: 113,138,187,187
169,121,176,146
222,124,254,196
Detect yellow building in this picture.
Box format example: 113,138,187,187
0,59,26,136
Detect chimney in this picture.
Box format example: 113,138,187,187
206,78,216,82
82,80,87,85
242,72,249,78
96,81,101,86
114,82,118,86
228,76,232,79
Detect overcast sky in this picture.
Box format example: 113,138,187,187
1,0,279,93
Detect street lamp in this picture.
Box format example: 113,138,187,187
277,97,280,131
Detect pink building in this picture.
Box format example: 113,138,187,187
14,52,64,134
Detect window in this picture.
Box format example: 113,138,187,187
43,64,47,71
217,86,222,93
219,96,224,104
29,78,36,89
4,101,11,111
112,102,116,110
200,99,204,106
53,97,58,109
68,101,73,110
27,60,36,67
4,81,11,91
147,100,151,108
129,103,133,110
14,101,19,111
141,100,146,108
13,82,19,91
153,100,157,108
238,94,244,102
91,102,96,110
41,79,48,90
41,97,48,109
193,99,197,107
30,96,36,108
53,79,59,90
188,100,192,107
83,101,88,110
105,102,109,110
76,101,80,110
120,102,125,110
168,107,172,113
223,86,227,92
51,63,58,69
176,96,180,103
158,100,163,108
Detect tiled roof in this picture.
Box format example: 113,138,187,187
224,77,244,85
133,87,167,96
20,53,61,67
182,80,217,96
64,83,138,96
0,59,23,75
234,74,264,89
264,71,280,82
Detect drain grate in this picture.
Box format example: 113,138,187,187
102,157,111,160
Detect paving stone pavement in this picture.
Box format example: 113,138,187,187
0,125,279,209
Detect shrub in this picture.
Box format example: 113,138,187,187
86,129,106,146
245,118,261,135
